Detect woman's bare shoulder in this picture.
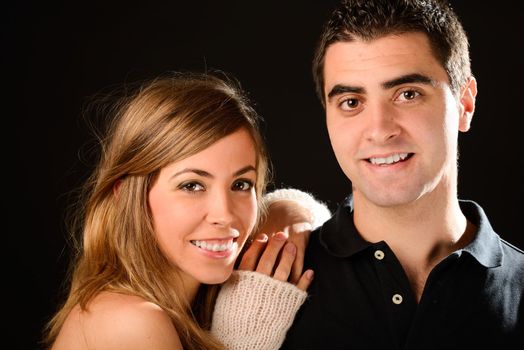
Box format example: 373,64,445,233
52,291,183,350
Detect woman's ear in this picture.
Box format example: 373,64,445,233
113,179,122,197
458,76,478,132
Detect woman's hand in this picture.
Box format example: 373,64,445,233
213,234,311,349
238,231,313,291
254,199,314,283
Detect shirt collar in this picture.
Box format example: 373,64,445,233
459,199,503,268
318,194,373,257
318,195,503,268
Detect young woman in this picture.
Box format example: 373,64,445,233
43,73,323,350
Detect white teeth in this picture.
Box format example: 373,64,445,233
369,153,409,165
191,240,233,252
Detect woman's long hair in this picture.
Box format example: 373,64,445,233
43,72,270,350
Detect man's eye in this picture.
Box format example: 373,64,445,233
232,180,253,191
180,182,204,192
399,90,420,101
340,98,360,110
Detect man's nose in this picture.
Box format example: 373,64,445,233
364,102,401,144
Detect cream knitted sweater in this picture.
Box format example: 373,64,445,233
211,270,308,350
262,188,332,231
211,188,331,350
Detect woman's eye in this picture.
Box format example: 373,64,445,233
180,182,204,192
232,180,253,191
340,98,360,111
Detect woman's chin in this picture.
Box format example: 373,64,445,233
198,267,234,285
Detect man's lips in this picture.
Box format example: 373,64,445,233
367,152,413,166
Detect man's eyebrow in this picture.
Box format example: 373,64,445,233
170,165,256,180
326,74,437,102
327,84,365,101
382,73,436,89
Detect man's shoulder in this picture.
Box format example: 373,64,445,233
500,239,524,267
304,223,336,266
306,226,324,250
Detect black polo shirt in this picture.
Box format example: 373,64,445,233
282,196,524,349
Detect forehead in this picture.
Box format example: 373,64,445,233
160,128,257,176
324,32,448,90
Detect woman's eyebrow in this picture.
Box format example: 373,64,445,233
170,165,256,180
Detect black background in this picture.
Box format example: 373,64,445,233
8,1,523,349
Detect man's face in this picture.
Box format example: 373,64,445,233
323,32,475,209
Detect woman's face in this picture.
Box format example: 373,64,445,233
148,128,258,291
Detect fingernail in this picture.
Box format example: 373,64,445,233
256,233,268,243
285,243,296,254
305,270,314,280
274,232,287,240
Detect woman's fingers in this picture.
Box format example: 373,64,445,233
238,233,269,271
239,231,314,291
295,269,314,291
255,232,288,275
272,243,297,281
286,228,310,284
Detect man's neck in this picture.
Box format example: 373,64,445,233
353,189,475,301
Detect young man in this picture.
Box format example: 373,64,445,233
280,0,524,348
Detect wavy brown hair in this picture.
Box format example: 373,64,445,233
43,72,270,350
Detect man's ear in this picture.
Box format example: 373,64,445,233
458,76,478,132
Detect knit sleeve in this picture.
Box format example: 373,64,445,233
211,270,307,350
262,188,331,230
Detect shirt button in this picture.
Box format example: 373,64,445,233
374,250,385,260
392,294,403,305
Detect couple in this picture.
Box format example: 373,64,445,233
45,0,524,349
